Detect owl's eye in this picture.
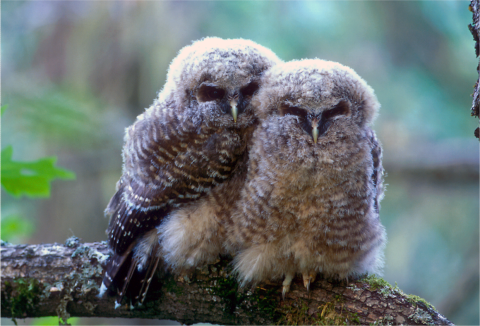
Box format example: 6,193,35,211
280,106,308,119
240,81,259,97
324,100,350,120
197,85,226,102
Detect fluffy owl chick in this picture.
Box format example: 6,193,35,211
225,59,386,296
101,37,281,305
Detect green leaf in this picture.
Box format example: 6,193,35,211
1,104,7,116
31,316,79,326
0,215,35,242
1,146,75,198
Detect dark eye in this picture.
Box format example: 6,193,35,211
240,81,259,97
323,100,350,120
197,85,225,102
280,105,308,119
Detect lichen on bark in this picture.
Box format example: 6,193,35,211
1,240,453,325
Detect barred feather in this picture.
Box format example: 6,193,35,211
101,37,281,305
221,59,387,291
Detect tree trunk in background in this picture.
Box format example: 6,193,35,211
1,240,453,325
470,0,480,139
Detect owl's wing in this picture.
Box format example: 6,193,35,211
367,128,384,213
102,101,245,303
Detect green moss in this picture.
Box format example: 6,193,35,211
163,274,184,296
207,268,359,325
206,262,279,321
3,278,43,325
349,312,361,324
246,285,279,321
204,264,389,325
277,301,309,325
362,275,435,313
276,293,361,325
406,294,435,310
360,274,392,291
359,275,401,299
214,275,240,314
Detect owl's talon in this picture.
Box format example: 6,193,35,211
282,284,290,300
302,272,317,291
282,273,294,299
303,278,310,291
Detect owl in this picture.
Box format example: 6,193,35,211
223,59,387,296
100,37,281,305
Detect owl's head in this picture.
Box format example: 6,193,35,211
162,37,282,127
254,59,380,144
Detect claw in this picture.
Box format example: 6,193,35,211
303,275,310,291
302,272,317,292
282,273,294,300
282,284,289,300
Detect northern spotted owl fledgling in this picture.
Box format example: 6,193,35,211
100,37,281,305
224,59,387,296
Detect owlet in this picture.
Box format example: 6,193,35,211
225,59,387,296
100,37,281,305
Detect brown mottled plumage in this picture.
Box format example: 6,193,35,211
100,37,281,305
222,59,387,296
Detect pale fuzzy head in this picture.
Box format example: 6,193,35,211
254,59,380,128
249,59,381,171
159,37,282,128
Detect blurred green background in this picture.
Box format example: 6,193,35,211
2,1,478,325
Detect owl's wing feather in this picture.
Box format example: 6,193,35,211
368,128,384,213
107,101,243,254
103,101,245,303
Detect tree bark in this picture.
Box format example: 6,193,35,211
470,0,480,139
1,239,453,325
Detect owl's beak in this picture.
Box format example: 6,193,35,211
311,119,319,144
312,126,318,144
230,99,238,123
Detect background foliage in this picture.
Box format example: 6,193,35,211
2,1,478,325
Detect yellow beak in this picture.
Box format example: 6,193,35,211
230,99,238,123
312,125,318,144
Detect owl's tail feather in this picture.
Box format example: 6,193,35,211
101,243,162,307
117,256,139,305
136,242,161,305
99,243,135,305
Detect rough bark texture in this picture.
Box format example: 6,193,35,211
470,0,480,139
1,239,453,325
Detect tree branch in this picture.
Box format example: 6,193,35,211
1,239,453,325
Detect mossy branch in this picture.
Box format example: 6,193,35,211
1,239,453,325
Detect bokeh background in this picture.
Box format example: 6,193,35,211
2,1,478,325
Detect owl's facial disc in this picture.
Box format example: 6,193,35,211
224,80,260,123
196,80,260,123
280,100,351,143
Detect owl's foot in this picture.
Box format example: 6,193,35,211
282,272,295,299
302,272,316,291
